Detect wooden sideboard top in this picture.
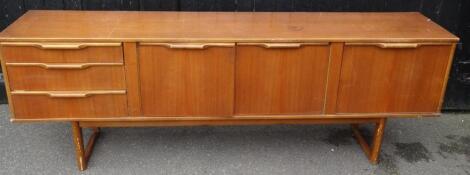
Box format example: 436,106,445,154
0,10,458,42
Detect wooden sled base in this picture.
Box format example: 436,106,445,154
351,118,387,164
71,118,387,171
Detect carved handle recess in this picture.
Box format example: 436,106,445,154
6,63,123,69
140,43,235,49
375,43,419,49
0,42,121,49
238,43,328,48
345,43,440,49
11,90,126,98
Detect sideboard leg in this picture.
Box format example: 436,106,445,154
71,122,101,171
370,118,386,164
351,118,387,164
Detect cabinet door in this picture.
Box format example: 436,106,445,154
138,43,235,116
235,43,330,115
336,44,454,113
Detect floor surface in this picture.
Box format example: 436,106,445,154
1,105,469,175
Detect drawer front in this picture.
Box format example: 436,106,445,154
235,43,330,115
138,43,235,116
6,63,125,91
10,90,128,119
336,43,453,113
0,42,123,63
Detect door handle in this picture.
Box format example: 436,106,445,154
238,43,328,48
345,43,452,49
140,43,235,49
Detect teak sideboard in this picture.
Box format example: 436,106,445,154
0,11,458,170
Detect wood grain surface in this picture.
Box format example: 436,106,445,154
0,10,458,42
123,42,142,116
235,44,330,115
336,44,454,113
11,92,128,119
0,11,458,121
1,44,125,91
323,43,344,114
138,43,235,116
1,44,123,63
6,65,125,91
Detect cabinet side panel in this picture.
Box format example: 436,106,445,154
437,43,457,111
0,46,15,119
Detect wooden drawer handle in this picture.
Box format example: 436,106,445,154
0,42,121,49
139,43,235,49
238,43,329,48
11,90,126,98
6,63,123,69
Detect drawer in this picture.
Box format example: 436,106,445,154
0,42,123,63
10,90,128,119
336,43,453,113
5,62,125,91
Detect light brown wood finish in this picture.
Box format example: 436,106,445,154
235,43,330,115
6,64,125,91
10,112,438,122
437,44,457,111
0,11,460,170
71,122,86,171
123,42,142,115
351,118,386,164
323,43,344,114
71,122,100,171
370,118,386,163
0,11,458,43
336,44,454,113
6,62,122,69
79,118,383,128
139,43,235,116
0,46,15,117
0,42,121,49
237,43,327,48
11,90,126,97
345,42,452,48
140,43,235,49
1,43,125,90
11,91,127,119
0,44,123,63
